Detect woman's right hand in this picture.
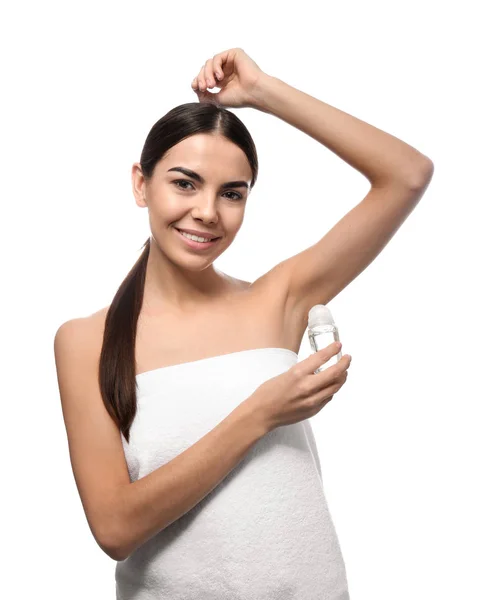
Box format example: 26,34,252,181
247,342,352,432
190,48,267,109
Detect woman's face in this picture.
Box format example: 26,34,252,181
132,133,253,269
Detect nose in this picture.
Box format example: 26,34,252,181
191,195,219,224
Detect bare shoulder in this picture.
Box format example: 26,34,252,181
54,316,93,356
54,310,105,356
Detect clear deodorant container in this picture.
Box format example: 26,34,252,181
307,304,342,374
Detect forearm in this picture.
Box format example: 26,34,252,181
250,74,432,187
107,399,266,561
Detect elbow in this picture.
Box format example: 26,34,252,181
108,546,129,562
374,158,434,191
98,531,128,562
404,157,434,190
95,515,129,562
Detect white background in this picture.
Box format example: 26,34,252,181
2,1,489,598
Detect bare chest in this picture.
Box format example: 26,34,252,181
134,285,300,376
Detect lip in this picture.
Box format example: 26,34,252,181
175,227,222,240
174,227,221,251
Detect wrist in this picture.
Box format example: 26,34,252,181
247,73,279,112
235,394,270,439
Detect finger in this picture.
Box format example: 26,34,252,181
327,353,351,378
306,387,335,414
309,372,347,409
308,352,351,393
197,65,207,92
212,54,224,81
319,394,334,407
194,85,220,106
299,342,342,375
212,48,232,76
204,58,216,89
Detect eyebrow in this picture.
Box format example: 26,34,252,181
167,166,250,191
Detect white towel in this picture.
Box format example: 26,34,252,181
116,347,350,599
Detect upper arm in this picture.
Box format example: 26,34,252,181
279,170,434,319
54,318,131,559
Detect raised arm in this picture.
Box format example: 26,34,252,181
248,73,434,314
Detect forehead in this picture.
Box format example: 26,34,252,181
160,134,251,175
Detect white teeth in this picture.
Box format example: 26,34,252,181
178,229,215,243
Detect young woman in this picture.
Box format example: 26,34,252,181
54,48,433,599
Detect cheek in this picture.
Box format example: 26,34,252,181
148,197,184,223
225,209,245,232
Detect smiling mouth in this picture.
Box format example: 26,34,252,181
175,228,221,241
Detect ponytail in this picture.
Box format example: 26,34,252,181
98,237,150,443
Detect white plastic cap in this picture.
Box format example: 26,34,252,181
308,304,335,329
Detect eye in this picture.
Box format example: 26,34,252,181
173,179,194,191
172,179,243,201
223,191,243,201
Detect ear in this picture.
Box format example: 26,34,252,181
131,163,148,207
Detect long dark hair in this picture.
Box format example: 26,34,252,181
99,102,259,444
